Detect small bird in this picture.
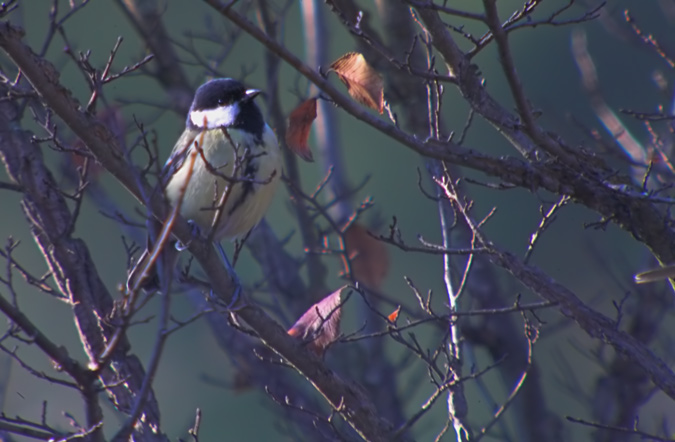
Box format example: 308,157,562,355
634,264,675,284
127,78,282,290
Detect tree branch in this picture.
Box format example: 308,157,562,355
0,20,403,442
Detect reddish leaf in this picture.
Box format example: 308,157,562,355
287,286,347,355
330,52,384,114
345,222,389,289
387,305,401,324
285,98,317,162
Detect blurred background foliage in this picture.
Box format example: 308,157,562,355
1,0,674,440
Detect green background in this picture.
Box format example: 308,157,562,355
1,1,673,440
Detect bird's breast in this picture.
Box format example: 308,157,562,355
164,125,281,240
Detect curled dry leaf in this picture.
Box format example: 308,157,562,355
387,305,401,324
345,222,389,289
287,286,348,355
329,52,384,114
285,98,316,162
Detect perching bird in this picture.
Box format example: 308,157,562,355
127,78,282,291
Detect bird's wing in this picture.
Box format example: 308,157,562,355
160,129,199,187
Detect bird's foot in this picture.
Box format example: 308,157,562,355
175,220,204,251
213,241,244,307
209,282,245,311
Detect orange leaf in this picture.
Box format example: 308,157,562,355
330,52,384,114
345,222,389,289
387,305,401,324
285,98,316,162
287,286,347,355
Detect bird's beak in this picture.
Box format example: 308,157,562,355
244,89,261,101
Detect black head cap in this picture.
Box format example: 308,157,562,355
190,78,248,112
188,78,265,135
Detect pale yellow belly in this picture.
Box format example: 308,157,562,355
164,125,281,240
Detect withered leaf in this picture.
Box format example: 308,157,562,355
287,286,348,355
387,305,401,324
285,98,317,162
345,222,389,289
330,52,384,114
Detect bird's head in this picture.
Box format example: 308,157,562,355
187,78,262,131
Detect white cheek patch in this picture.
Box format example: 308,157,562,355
190,103,239,129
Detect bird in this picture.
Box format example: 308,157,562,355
634,264,675,284
127,78,282,291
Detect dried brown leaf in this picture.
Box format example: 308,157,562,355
287,286,347,355
345,222,389,289
330,52,384,114
285,98,316,162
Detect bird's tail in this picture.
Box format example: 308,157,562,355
126,234,180,292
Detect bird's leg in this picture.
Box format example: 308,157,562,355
176,221,243,308
175,219,206,251
212,241,243,309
